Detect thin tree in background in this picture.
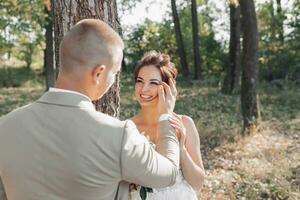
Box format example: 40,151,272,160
267,0,276,81
191,0,201,80
240,0,260,134
171,0,189,77
276,0,284,43
54,0,122,117
44,0,55,91
222,0,241,94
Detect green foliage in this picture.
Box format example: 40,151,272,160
235,177,290,200
124,19,178,71
257,0,300,81
0,66,43,88
0,0,47,68
259,80,300,120
123,1,226,78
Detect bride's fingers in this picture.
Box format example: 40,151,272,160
168,78,177,97
158,85,165,102
169,116,181,125
169,122,181,131
170,124,183,137
169,121,182,131
169,123,185,137
172,113,182,122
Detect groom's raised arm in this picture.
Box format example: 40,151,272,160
120,120,179,188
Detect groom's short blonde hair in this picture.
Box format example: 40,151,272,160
59,19,124,75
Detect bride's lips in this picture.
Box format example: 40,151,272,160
140,94,156,102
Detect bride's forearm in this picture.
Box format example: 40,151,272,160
180,147,205,193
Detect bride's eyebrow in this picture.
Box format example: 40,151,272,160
150,79,160,82
136,77,143,80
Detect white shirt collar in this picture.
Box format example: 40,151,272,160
48,87,92,102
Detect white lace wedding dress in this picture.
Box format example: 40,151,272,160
130,169,198,200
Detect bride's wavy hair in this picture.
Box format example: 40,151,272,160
134,51,178,84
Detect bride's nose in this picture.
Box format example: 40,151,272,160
141,84,151,93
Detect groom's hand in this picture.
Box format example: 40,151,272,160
158,78,177,116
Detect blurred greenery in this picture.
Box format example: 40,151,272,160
0,66,43,87
120,0,300,81
1,0,299,81
0,0,299,198
0,0,48,68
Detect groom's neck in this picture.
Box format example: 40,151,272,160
54,76,92,99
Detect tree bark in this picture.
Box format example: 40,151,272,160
222,3,241,94
44,0,55,91
54,0,121,117
240,0,260,134
276,0,284,43
191,0,201,80
171,0,189,77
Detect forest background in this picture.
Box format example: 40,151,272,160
0,0,299,199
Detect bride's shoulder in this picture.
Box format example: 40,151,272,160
178,114,199,136
175,114,195,125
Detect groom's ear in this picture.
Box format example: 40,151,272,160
92,65,106,84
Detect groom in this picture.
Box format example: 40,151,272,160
0,19,179,200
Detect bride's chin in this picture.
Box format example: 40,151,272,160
139,100,157,107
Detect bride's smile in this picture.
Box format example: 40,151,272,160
140,94,155,101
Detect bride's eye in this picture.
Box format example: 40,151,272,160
136,79,143,83
150,82,159,85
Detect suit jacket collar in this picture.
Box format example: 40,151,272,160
36,91,95,110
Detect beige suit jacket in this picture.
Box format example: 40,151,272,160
0,92,179,200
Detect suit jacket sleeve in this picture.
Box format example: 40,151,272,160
120,120,179,188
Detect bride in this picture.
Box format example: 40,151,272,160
129,51,205,199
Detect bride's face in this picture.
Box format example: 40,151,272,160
135,65,162,108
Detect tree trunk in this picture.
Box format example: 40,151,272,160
222,3,241,94
54,0,121,117
267,0,276,81
44,0,55,91
240,0,260,134
171,0,189,77
191,0,201,80
276,0,284,43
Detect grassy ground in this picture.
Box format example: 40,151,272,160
0,68,299,199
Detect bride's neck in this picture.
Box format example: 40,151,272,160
138,106,159,125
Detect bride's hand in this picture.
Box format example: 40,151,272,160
168,113,186,150
157,78,177,115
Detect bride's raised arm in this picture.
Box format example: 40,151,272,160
169,113,206,193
